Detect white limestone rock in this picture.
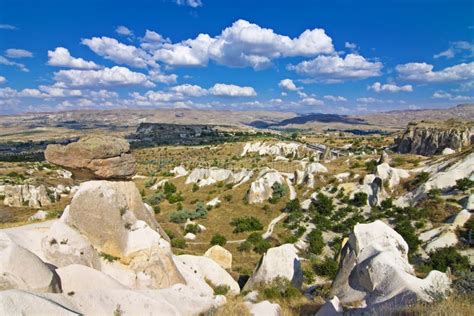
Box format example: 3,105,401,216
174,255,240,296
184,232,196,241
0,233,61,293
375,163,410,189
245,300,281,316
170,165,188,177
28,210,48,222
56,264,128,292
331,220,451,312
442,148,456,155
248,168,285,204
186,167,252,187
207,197,221,207
204,245,232,270
244,244,303,290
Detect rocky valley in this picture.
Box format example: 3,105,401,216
0,110,472,315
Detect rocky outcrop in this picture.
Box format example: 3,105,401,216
375,163,410,190
170,165,188,177
3,184,53,208
185,167,253,187
204,245,232,270
245,300,281,316
241,141,301,158
0,233,61,293
331,220,450,312
421,209,471,253
248,168,285,204
294,162,328,188
244,244,303,290
395,121,472,156
43,180,185,290
45,135,136,179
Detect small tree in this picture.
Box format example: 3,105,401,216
312,193,334,216
210,233,227,246
456,177,474,192
307,229,324,255
351,192,368,207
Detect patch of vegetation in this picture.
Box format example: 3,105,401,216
455,177,474,192
394,220,420,255
313,257,339,279
210,233,227,246
365,160,378,173
426,247,470,273
351,192,368,207
307,229,324,255
171,237,187,249
99,252,120,262
269,182,287,204
257,277,302,302
230,216,263,233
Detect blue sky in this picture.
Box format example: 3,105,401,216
0,0,473,115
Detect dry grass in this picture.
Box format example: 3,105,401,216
397,294,474,316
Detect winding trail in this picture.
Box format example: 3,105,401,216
188,212,288,245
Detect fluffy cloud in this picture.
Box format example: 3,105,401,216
278,79,300,91
48,47,102,69
289,53,382,80
0,76,5,84
53,66,154,88
115,26,133,37
152,34,213,66
323,95,347,102
5,48,33,58
170,84,208,96
434,41,474,59
396,62,474,82
38,85,83,97
368,82,413,93
140,30,171,50
432,90,472,101
0,56,28,72
175,0,202,8
0,87,46,98
357,97,379,103
209,83,257,97
148,69,177,84
82,36,156,68
148,19,333,69
300,97,324,106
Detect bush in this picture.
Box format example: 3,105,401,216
365,160,378,173
213,285,230,296
237,241,252,252
456,177,474,192
210,233,227,246
428,247,470,273
269,182,286,203
145,192,163,205
284,198,301,213
311,193,334,216
163,182,177,195
169,210,191,223
351,192,368,207
192,183,199,192
258,277,302,302
313,257,339,279
185,223,200,234
394,220,420,255
144,177,156,188
307,229,324,255
171,237,187,249
230,216,263,233
405,172,430,191
253,239,271,254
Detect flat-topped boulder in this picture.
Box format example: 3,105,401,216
204,245,232,270
45,135,136,179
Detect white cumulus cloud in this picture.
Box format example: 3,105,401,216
53,66,154,88
175,0,202,8
209,83,257,97
289,53,382,80
323,95,347,102
300,97,324,106
48,47,102,69
368,82,413,93
0,56,28,72
396,62,474,82
432,90,472,101
170,84,208,97
278,79,300,91
115,26,133,37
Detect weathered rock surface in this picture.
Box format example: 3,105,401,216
204,245,232,270
174,255,240,296
295,162,328,188
375,163,410,189
56,264,128,292
244,244,303,290
185,167,252,187
331,220,450,312
0,233,61,293
170,165,188,177
315,296,343,316
248,168,285,204
245,300,281,316
395,121,472,156
45,135,136,179
3,184,53,208
241,141,301,158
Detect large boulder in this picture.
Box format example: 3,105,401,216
45,135,136,179
185,167,252,187
245,300,281,316
331,220,451,312
248,168,285,204
395,121,472,156
0,233,61,293
56,264,127,292
43,180,185,290
375,163,410,189
174,255,240,296
204,245,232,270
244,244,303,290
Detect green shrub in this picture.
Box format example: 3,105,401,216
185,223,200,234
192,183,199,192
163,182,177,195
171,237,187,249
269,182,286,203
144,177,156,188
311,193,334,216
307,229,324,255
99,252,120,262
230,216,263,233
394,220,420,255
253,239,271,254
456,177,474,192
145,192,163,205
237,241,252,252
313,257,338,279
169,210,192,223
365,160,378,173
284,198,301,213
210,233,227,246
351,192,368,207
428,247,470,273
213,285,230,296
258,277,302,302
